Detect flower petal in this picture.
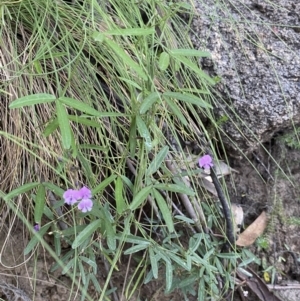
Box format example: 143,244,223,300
63,189,81,205
199,155,213,169
78,186,92,199
78,198,93,212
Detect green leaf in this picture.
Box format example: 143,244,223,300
163,91,212,108
9,93,56,109
189,233,204,252
171,55,216,85
104,38,147,80
170,49,211,57
24,224,51,255
92,174,117,195
165,98,188,126
165,261,173,292
59,97,103,117
144,270,154,284
92,31,104,42
72,220,101,249
217,253,241,259
56,100,72,149
42,182,64,197
33,60,43,74
115,176,126,214
158,52,170,71
198,278,205,301
136,116,152,152
153,189,174,233
79,256,98,271
4,182,39,201
54,235,61,257
104,217,116,251
115,234,150,245
79,144,108,151
78,260,86,285
129,186,152,211
168,252,189,271
124,243,150,255
119,77,142,90
146,146,169,176
61,225,86,236
139,91,160,114
34,184,45,223
90,274,102,293
175,215,195,224
104,27,155,36
43,118,59,137
153,183,195,196
50,250,73,272
62,257,76,275
149,247,158,279
186,254,192,271
214,257,225,275
68,115,100,127
178,274,198,288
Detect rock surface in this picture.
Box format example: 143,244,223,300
190,0,300,155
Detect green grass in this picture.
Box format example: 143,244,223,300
0,0,298,300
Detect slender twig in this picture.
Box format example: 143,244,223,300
210,165,235,247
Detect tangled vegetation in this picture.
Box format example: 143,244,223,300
1,1,296,301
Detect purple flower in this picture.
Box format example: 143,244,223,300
78,198,93,213
63,189,81,205
78,186,92,199
33,223,40,232
199,155,213,169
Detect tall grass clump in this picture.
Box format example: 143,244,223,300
0,0,289,300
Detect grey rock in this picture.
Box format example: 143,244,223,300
190,0,300,155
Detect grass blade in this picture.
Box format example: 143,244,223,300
164,91,212,108
104,27,155,36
